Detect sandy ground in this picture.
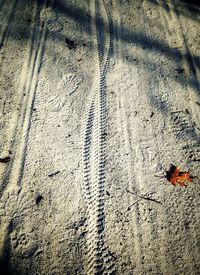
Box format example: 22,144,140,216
0,0,200,274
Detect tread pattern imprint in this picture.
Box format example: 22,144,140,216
81,0,116,274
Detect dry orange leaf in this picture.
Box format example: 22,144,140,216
166,164,193,187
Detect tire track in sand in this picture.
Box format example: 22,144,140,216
81,0,115,274
0,0,55,197
0,0,17,49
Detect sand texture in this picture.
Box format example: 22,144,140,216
0,0,200,274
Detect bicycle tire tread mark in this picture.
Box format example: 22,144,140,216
82,0,115,274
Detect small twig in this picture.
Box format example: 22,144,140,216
126,189,162,204
126,189,136,196
138,196,162,204
127,200,140,211
48,171,60,178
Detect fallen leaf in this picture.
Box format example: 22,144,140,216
166,164,193,187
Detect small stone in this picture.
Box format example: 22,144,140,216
0,156,11,163
35,195,43,205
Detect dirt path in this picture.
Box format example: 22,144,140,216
0,0,200,274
